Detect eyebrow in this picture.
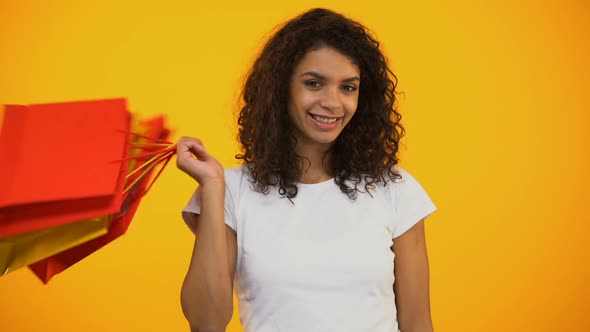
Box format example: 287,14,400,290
300,71,360,83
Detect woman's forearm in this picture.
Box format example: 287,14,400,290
180,181,233,331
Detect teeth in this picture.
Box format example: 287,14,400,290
311,114,338,123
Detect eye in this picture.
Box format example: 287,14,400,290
342,84,357,92
304,80,322,88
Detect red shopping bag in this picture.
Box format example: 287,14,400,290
0,99,131,237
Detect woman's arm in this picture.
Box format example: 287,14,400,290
176,137,237,332
392,218,434,332
181,181,237,332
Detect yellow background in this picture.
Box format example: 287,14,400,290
1,0,588,331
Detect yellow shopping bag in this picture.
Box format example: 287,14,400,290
0,216,110,275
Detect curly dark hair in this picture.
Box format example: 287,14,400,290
235,8,405,200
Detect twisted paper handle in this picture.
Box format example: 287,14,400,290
115,129,176,201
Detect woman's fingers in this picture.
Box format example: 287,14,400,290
175,136,224,184
178,136,208,161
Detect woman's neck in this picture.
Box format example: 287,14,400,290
294,142,334,184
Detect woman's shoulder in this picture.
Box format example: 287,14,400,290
384,165,435,202
374,165,408,185
223,164,246,183
223,164,244,176
223,163,253,192
389,165,412,182
378,166,428,195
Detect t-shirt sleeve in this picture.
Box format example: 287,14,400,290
391,167,437,239
181,172,237,235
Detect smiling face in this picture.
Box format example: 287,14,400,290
287,46,360,150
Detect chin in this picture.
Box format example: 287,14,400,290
309,133,341,145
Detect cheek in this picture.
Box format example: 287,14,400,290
345,97,359,117
286,90,298,120
288,89,303,115
294,90,317,111
286,105,297,126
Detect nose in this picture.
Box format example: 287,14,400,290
319,86,342,111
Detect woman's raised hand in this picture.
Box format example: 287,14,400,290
175,136,224,186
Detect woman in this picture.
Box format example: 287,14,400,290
177,8,437,332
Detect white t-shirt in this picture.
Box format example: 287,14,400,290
182,165,437,332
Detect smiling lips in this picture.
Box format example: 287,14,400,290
309,113,341,128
